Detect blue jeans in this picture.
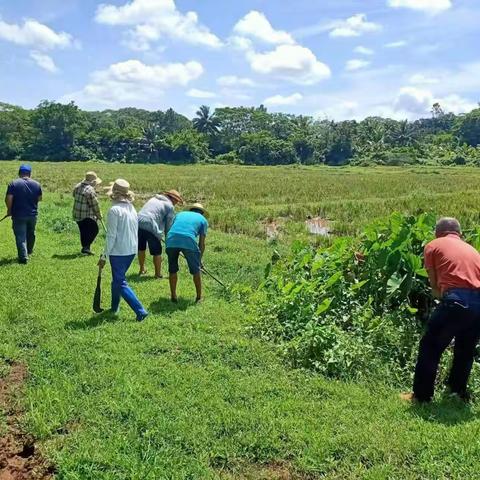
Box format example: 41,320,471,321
109,255,148,319
413,289,480,401
12,216,37,261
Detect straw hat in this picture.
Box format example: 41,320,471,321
190,203,207,215
84,171,102,186
163,189,184,205
105,179,135,202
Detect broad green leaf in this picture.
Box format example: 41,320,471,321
351,279,369,291
316,298,333,315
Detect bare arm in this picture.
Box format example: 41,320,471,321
5,194,13,216
199,235,206,257
427,267,441,299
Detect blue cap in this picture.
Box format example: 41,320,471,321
19,164,32,173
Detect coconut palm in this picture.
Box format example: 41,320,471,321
193,105,221,136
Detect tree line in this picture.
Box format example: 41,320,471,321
1,100,480,166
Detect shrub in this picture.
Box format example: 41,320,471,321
252,213,448,383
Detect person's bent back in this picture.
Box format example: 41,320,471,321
5,164,42,264
166,204,208,303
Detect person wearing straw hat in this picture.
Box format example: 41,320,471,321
72,171,103,255
166,203,208,303
137,189,184,279
98,179,149,322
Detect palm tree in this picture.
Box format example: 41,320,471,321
193,105,221,136
140,123,165,163
392,120,417,147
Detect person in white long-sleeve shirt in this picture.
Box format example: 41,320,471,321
98,179,148,322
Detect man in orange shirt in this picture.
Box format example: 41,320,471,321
402,217,480,403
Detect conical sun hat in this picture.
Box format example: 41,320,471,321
84,171,102,186
105,179,135,202
163,189,184,205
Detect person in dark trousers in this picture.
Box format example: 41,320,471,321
72,171,103,255
166,203,208,303
137,190,184,278
5,164,42,264
401,217,480,403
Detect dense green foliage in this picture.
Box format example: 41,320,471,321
255,213,480,386
2,164,480,478
2,100,480,165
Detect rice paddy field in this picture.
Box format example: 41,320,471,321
2,162,480,479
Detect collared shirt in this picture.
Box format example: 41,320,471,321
424,233,480,294
104,201,138,257
72,182,101,222
166,211,208,252
7,178,42,218
138,195,175,239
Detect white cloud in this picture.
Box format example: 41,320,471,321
329,14,381,38
187,88,216,99
233,10,295,45
394,86,476,117
247,44,331,85
409,73,439,85
385,40,407,48
315,100,360,120
229,35,254,52
388,0,452,15
346,59,371,71
217,75,255,87
264,93,303,107
95,0,222,50
63,59,204,108
394,86,432,114
30,51,58,73
0,17,74,50
354,46,374,56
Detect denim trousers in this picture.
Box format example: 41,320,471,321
109,254,147,318
12,216,37,261
413,288,480,401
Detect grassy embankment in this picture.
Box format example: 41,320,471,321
1,162,480,479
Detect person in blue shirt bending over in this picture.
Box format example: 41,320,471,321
166,203,208,303
5,164,43,264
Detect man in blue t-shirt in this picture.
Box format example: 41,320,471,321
5,164,43,264
166,203,208,303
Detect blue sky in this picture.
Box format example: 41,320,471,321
0,0,479,120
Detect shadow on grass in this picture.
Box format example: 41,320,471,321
149,297,193,315
52,253,85,261
409,397,476,425
0,258,18,267
127,273,165,284
65,311,119,330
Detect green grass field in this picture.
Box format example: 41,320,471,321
2,162,480,479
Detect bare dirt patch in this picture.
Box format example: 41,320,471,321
0,362,54,480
